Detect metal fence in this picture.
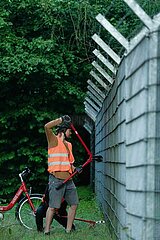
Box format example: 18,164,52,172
84,1,160,239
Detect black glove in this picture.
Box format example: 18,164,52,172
61,115,71,123
76,166,83,174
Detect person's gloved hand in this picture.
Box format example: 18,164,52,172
61,115,71,123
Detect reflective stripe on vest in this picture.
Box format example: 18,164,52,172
48,153,68,158
48,161,70,166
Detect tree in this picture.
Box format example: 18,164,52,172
0,0,159,197
0,0,100,196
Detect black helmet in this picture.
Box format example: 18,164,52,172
56,122,71,134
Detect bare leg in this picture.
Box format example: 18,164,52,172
66,205,77,232
45,207,55,233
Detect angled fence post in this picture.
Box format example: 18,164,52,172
90,70,110,91
93,49,116,74
92,34,121,64
92,61,114,84
123,0,154,30
96,13,129,50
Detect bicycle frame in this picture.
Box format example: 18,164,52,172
0,169,36,213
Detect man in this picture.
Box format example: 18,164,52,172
44,115,79,235
35,184,75,232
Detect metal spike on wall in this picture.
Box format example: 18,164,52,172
85,0,154,123
92,61,114,84
123,0,153,30
96,13,129,50
85,97,100,112
90,70,110,91
84,103,97,122
87,91,102,108
92,34,121,64
87,85,104,103
87,80,105,99
93,49,116,74
83,120,93,134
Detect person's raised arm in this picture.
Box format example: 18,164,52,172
44,117,62,147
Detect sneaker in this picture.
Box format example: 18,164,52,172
65,229,71,234
44,232,50,235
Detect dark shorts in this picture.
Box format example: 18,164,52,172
48,174,79,209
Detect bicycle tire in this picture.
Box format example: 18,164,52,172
15,194,43,230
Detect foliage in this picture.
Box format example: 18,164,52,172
0,0,104,197
0,0,160,197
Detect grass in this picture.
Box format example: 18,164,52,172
0,185,113,240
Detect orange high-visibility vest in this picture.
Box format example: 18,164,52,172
48,137,74,174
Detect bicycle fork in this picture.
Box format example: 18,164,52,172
22,182,36,214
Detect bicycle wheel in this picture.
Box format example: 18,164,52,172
16,194,43,230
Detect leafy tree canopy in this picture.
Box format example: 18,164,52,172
0,0,159,197
0,0,103,196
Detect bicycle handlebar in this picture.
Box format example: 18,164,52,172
19,167,31,179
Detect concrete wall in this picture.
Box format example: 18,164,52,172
94,28,160,240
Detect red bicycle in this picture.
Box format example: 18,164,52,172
0,167,43,230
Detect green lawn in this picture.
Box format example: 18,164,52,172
0,185,112,240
